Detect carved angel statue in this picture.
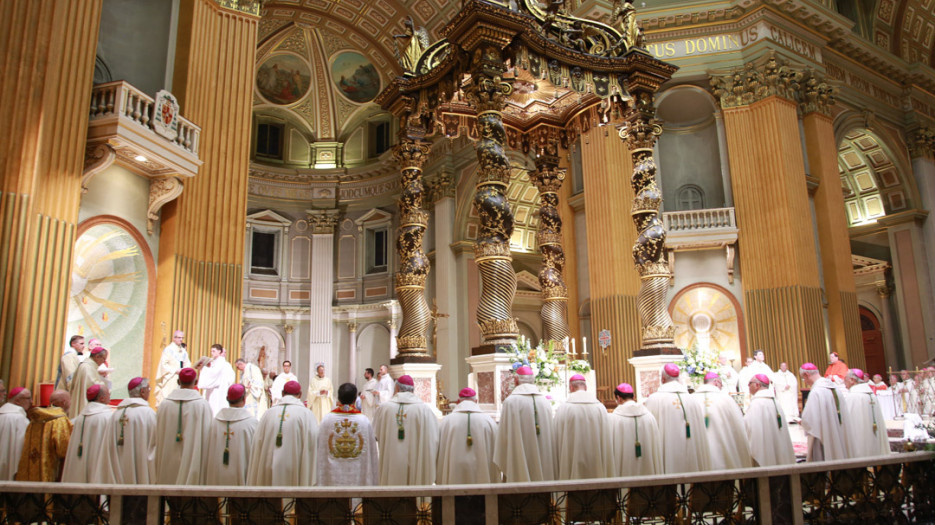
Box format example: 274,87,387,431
612,0,641,50
393,16,430,74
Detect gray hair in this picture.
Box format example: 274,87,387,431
129,378,149,397
516,374,535,385
396,381,414,393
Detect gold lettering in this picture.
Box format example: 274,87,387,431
685,39,696,54
665,42,676,57
707,36,721,51
728,34,740,48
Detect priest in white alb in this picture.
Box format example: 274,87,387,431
843,369,889,458
437,387,499,484
62,384,114,483
0,387,30,480
773,362,799,421
248,380,318,486
236,358,268,419
206,384,257,485
799,362,849,461
609,383,662,476
376,364,394,403
106,377,156,484
197,344,235,416
553,374,612,479
692,372,752,470
316,383,378,486
359,368,380,420
717,354,738,394
155,367,212,485
644,363,711,473
155,330,191,405
744,374,795,466
269,360,297,405
373,374,438,485
68,346,108,418
307,363,335,423
493,365,556,482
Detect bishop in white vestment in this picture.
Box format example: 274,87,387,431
609,383,662,476
68,347,107,419
269,361,297,405
106,378,156,484
155,368,212,485
644,363,711,473
437,387,499,484
247,380,318,486
154,331,191,405
316,383,378,486
373,375,439,485
236,359,268,419
0,388,30,480
773,363,800,420
800,363,849,461
843,370,889,458
206,384,257,486
197,345,235,417
744,375,795,466
62,385,114,483
553,374,612,479
307,364,335,423
359,368,380,420
493,366,557,482
692,373,752,470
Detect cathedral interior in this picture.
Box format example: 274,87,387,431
3,0,935,404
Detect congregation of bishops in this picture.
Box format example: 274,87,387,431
1,352,894,488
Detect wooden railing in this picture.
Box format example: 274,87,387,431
662,207,737,233
1,452,932,524
89,81,200,156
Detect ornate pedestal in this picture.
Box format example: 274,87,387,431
389,362,443,418
628,354,684,402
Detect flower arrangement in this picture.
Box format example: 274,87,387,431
679,340,719,382
506,335,562,389
569,359,592,374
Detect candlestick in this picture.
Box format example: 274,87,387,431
582,337,588,356
570,338,576,357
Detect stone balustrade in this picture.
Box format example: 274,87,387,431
663,207,737,232
0,452,932,524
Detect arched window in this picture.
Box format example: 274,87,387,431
677,184,705,210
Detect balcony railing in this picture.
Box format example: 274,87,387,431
89,81,200,156
1,452,932,524
663,207,737,233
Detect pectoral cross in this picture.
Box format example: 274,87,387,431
429,298,449,350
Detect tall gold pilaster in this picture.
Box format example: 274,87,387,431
0,0,103,387
393,138,433,363
530,135,569,344
464,47,518,347
151,0,258,370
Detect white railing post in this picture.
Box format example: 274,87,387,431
789,473,804,525
485,493,498,525
146,495,160,525
756,477,773,525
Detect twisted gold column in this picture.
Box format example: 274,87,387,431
619,94,677,354
464,47,518,347
393,139,433,362
530,152,569,344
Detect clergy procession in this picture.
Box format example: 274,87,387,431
0,337,910,489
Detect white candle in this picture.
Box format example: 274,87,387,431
563,336,569,353
582,337,588,356
570,338,576,357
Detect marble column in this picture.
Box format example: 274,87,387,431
884,214,935,366
307,209,339,380
908,128,935,359
431,173,460,396
876,282,900,370
347,319,358,383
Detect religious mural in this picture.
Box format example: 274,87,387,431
256,53,311,105
66,223,149,398
330,51,380,104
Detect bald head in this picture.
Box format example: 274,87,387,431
50,390,71,411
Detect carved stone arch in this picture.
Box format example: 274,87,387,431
241,325,287,373
356,322,392,374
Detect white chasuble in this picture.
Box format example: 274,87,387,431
609,401,663,477
206,407,257,486
155,388,212,485
316,406,378,486
773,370,800,419
68,360,105,419
62,402,114,483
0,404,29,480
373,391,439,486
198,357,235,417
247,396,318,486
306,375,335,423
105,398,156,484
744,390,795,466
240,363,268,419
843,383,889,458
437,400,498,484
493,383,557,482
800,377,848,462
360,378,380,420
644,381,711,473
692,385,752,470
155,343,191,405
553,390,612,480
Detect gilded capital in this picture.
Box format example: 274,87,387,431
710,52,804,109
393,140,432,170
799,68,835,116
215,0,262,17
909,127,935,159
306,209,340,234
425,172,456,204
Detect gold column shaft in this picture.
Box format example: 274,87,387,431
393,139,433,362
465,48,518,347
530,154,569,344
151,0,258,370
0,0,103,387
